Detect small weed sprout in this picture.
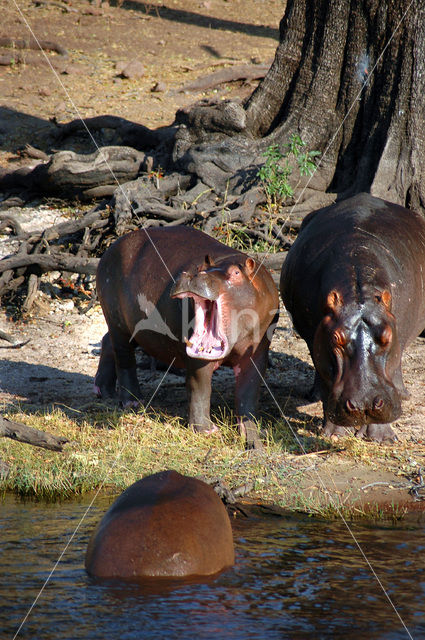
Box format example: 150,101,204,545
257,135,320,213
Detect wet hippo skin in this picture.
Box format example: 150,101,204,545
95,226,279,449
85,470,235,579
280,193,425,442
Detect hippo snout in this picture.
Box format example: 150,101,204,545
329,386,402,427
171,270,223,301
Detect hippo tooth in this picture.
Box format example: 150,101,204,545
184,337,193,348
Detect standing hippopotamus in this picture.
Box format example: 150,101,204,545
85,470,235,579
95,226,279,449
280,193,425,442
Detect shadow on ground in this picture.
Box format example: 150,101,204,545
121,1,280,40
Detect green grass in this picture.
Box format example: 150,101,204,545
0,405,283,500
0,405,330,505
0,405,421,523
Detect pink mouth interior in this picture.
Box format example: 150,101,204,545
186,296,228,360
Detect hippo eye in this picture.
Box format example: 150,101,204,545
228,266,241,279
332,329,346,347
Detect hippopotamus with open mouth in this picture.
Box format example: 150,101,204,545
280,193,425,442
95,226,279,449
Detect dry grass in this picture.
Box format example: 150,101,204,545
0,404,330,502
1,403,422,522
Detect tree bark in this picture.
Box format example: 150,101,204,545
244,0,425,210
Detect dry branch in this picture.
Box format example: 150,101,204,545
179,63,270,93
32,0,79,12
0,415,68,451
0,252,99,275
16,208,104,243
0,36,68,57
0,327,29,348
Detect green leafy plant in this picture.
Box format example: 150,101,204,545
257,135,321,212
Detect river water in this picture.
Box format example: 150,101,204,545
1,495,424,640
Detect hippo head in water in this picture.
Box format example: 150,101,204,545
312,288,405,430
171,254,267,361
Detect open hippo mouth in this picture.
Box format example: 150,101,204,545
182,293,229,360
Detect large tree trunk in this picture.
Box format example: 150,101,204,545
244,0,425,210
173,0,425,211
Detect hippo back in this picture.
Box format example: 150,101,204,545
85,470,235,579
281,193,425,349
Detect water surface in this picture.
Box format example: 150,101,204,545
1,495,424,639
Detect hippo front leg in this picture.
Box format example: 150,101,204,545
322,418,355,438
186,359,217,433
308,371,322,402
355,423,398,442
233,346,269,451
323,418,397,442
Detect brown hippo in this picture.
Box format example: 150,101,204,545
95,226,279,449
280,193,425,442
85,470,235,579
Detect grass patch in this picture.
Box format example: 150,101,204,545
1,405,422,523
0,405,293,501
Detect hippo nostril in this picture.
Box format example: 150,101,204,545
373,397,384,410
346,399,357,412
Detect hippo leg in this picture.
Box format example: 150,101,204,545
109,330,142,407
355,423,398,443
322,419,355,438
186,359,217,433
323,419,397,442
308,371,322,402
94,332,117,398
233,344,269,450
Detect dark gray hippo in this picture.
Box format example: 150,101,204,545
280,193,425,442
85,470,235,579
95,226,279,449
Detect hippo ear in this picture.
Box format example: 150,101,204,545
244,257,256,275
376,289,392,310
326,290,343,313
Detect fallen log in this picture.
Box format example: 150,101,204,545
178,62,270,93
0,415,68,451
0,327,29,348
0,214,23,235
0,252,99,276
54,116,176,152
0,147,147,199
0,36,68,57
251,251,287,267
